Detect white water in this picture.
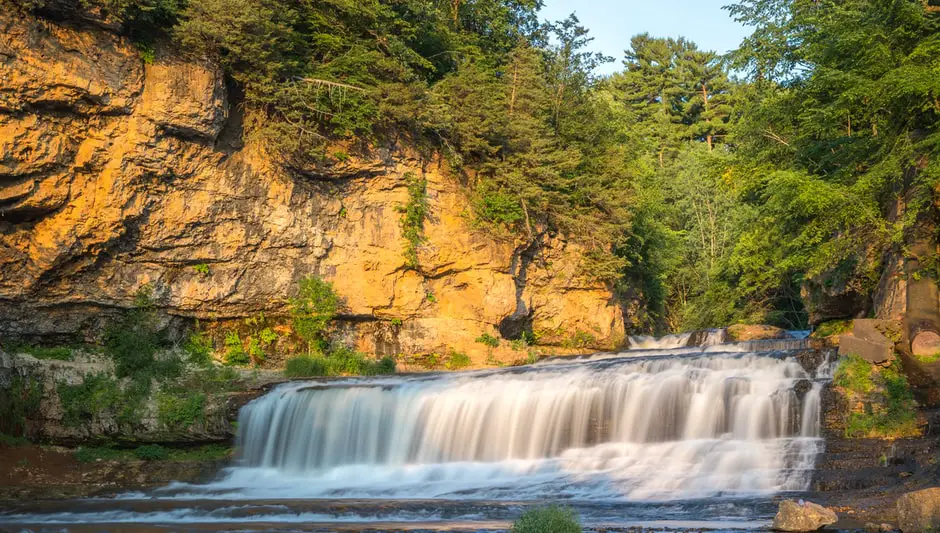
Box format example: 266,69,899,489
209,349,826,502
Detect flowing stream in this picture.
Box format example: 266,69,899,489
1,335,832,532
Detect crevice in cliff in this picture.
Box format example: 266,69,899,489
499,238,541,340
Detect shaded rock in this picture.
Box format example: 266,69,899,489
773,499,838,531
897,488,940,533
839,320,899,365
727,324,787,342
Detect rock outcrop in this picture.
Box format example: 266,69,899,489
772,499,838,531
897,488,940,533
0,11,624,358
726,324,787,342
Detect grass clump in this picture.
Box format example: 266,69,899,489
475,333,500,348
284,347,395,378
813,319,853,338
10,344,74,361
833,353,875,394
511,505,581,533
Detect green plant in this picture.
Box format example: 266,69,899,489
564,331,597,349
157,391,206,430
57,374,122,427
510,339,527,351
136,42,156,64
193,263,210,275
224,331,249,366
185,329,214,366
397,173,428,269
426,291,437,303
11,344,73,360
813,319,853,339
285,356,329,377
446,350,472,370
475,333,500,348
74,446,126,463
0,374,42,437
105,284,177,380
391,318,403,327
333,151,350,162
0,432,31,447
834,354,875,394
424,353,441,369
134,444,169,461
510,506,581,533
289,276,339,353
486,354,504,367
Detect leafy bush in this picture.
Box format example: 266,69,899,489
836,356,919,438
224,331,249,366
475,333,500,348
564,331,597,349
511,506,581,533
134,444,169,461
193,263,210,275
75,446,126,463
57,374,122,427
157,391,206,430
185,330,214,366
105,284,178,379
289,276,339,353
397,173,428,269
284,350,395,377
475,188,525,227
446,350,471,369
0,375,42,437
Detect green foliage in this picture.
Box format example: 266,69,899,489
285,355,329,377
105,284,179,380
0,375,42,437
566,331,597,349
511,506,581,533
446,350,471,370
9,344,73,361
156,391,206,430
193,263,210,275
223,331,249,366
398,173,428,269
813,320,854,339
284,348,396,377
134,444,169,461
0,432,31,447
835,356,920,438
185,329,214,366
834,354,876,395
475,333,500,348
75,446,127,463
57,374,122,428
289,276,339,353
391,318,403,327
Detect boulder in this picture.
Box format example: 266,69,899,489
727,324,787,342
912,331,940,359
897,488,940,533
838,319,897,364
772,499,838,531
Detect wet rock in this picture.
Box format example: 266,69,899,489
897,488,940,533
772,499,838,531
727,324,787,342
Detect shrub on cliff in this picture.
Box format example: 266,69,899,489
510,506,580,533
105,284,178,379
289,276,339,353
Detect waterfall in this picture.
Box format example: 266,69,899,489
229,348,827,502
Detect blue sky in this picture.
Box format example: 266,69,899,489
540,0,752,75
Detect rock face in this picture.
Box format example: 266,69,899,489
838,319,898,365
772,500,838,531
897,488,940,533
0,11,624,357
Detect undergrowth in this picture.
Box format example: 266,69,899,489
834,354,919,438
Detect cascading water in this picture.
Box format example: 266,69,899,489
224,350,825,502
0,340,833,531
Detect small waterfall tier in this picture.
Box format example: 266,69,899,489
230,348,827,501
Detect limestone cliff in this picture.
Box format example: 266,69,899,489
0,11,625,359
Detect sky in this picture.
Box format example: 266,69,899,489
540,0,752,75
